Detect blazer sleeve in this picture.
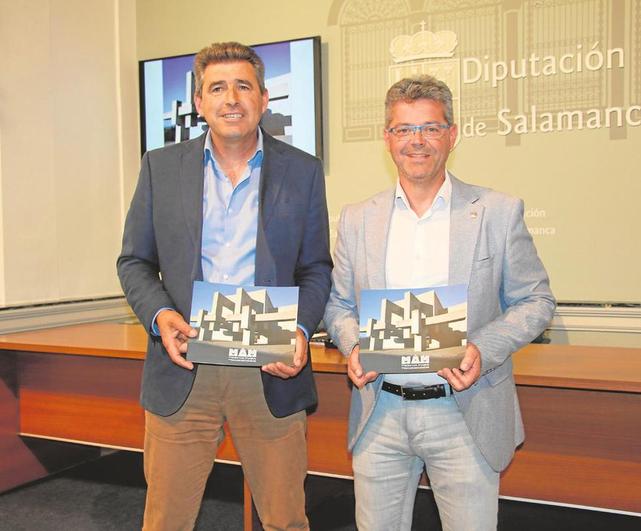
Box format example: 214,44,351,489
116,152,175,332
323,206,361,356
470,198,556,372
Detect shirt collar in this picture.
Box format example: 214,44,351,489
203,128,264,178
394,170,452,216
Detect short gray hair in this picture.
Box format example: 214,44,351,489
193,41,266,96
385,75,454,126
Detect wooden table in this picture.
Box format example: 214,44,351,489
1,322,639,523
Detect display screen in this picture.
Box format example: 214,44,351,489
139,36,323,158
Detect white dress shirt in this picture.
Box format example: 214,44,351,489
384,172,452,386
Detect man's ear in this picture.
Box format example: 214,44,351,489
383,128,392,152
448,123,458,150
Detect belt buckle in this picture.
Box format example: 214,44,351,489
400,384,444,400
399,385,413,400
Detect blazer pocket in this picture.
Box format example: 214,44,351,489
473,255,494,271
484,366,510,387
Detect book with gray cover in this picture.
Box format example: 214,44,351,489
359,284,467,373
186,281,298,366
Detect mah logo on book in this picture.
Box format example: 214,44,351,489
228,348,257,363
401,354,430,370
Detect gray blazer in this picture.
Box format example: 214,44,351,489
323,175,555,472
117,131,332,418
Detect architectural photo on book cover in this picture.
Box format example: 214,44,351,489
359,284,468,373
186,281,299,366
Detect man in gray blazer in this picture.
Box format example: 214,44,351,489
323,75,555,530
118,42,331,530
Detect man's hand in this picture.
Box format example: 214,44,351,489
156,309,198,370
347,345,378,389
437,342,482,391
262,327,308,379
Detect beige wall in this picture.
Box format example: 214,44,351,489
0,0,139,306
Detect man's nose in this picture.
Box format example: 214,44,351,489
410,129,427,144
225,87,239,104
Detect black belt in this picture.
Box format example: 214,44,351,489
382,381,452,400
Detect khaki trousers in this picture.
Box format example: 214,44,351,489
142,364,308,531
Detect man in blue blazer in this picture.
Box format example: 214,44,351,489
118,42,332,530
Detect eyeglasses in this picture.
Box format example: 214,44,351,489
386,123,451,140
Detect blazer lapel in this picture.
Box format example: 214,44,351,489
449,174,483,286
180,134,206,280
364,189,395,289
259,133,287,231
253,133,285,284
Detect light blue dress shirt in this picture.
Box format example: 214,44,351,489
201,130,262,285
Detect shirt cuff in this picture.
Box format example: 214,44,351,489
297,324,310,341
151,307,174,336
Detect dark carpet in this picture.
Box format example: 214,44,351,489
0,451,638,530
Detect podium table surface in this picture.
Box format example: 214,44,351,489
1,321,639,387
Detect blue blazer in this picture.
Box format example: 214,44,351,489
117,131,332,417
